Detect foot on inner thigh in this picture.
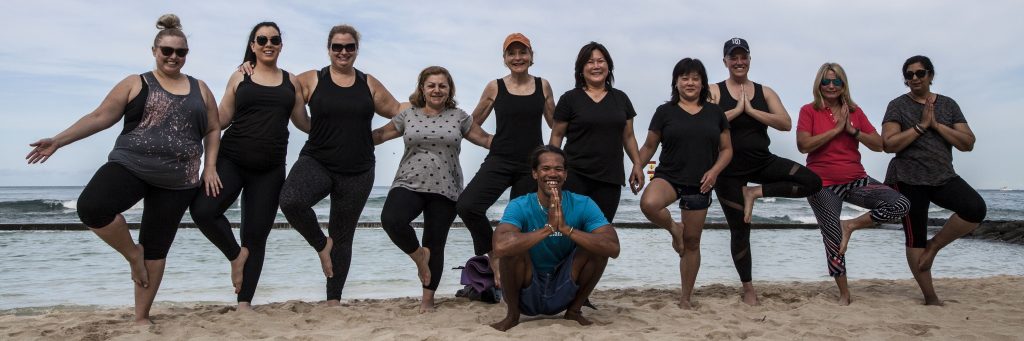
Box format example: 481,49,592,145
411,247,432,286
231,247,249,294
918,243,938,272
318,238,335,278
669,221,685,255
741,186,760,224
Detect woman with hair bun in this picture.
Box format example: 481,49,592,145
189,21,309,310
27,14,221,324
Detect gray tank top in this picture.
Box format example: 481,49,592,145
108,72,208,189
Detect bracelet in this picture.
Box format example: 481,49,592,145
852,128,860,138
544,224,555,234
913,124,925,135
568,225,575,237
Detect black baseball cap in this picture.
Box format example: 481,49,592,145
723,37,750,56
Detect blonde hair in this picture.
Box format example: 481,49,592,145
812,62,857,111
409,66,457,109
153,14,186,46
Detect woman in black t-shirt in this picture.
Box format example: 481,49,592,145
549,42,643,223
637,58,732,309
189,22,311,310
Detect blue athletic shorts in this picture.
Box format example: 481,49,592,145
519,249,579,316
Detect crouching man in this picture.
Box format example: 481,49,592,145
490,145,620,331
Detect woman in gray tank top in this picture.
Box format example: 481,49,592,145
26,14,221,325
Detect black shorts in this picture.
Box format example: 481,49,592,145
664,179,712,211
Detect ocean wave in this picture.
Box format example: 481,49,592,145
0,200,76,213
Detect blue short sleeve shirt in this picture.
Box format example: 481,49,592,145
499,191,609,274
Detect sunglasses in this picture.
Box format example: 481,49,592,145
820,78,844,87
254,35,282,46
156,46,189,57
330,43,358,53
903,69,930,80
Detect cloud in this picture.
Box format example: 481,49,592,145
2,0,1022,188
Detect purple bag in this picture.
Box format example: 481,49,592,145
454,255,501,303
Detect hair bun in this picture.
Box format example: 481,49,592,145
156,14,182,30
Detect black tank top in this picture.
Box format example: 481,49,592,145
489,77,545,166
716,81,777,176
301,67,376,174
220,71,295,170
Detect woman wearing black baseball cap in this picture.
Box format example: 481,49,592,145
708,37,822,305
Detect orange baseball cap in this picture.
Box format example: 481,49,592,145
503,33,532,51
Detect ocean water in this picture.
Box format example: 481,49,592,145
1,227,1023,310
2,186,1023,225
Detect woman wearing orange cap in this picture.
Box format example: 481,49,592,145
455,33,555,276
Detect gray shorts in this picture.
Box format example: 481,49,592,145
519,249,579,316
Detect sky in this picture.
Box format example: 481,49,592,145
2,0,1022,189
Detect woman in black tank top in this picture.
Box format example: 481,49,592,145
27,14,221,325
277,24,404,306
188,22,310,310
455,33,556,278
709,37,821,306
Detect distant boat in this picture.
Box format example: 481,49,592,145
1000,186,1013,191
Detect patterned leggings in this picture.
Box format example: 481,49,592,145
807,177,910,277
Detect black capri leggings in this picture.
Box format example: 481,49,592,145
893,177,987,248
381,187,457,291
714,156,822,283
78,162,197,260
563,171,621,223
190,157,284,303
456,157,535,256
279,156,374,301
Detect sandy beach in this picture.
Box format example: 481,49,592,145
2,276,1021,340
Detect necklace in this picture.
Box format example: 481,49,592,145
537,193,548,213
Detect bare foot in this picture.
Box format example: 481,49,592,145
678,299,696,310
741,186,760,224
325,300,341,307
231,247,249,294
411,247,431,286
318,238,334,278
564,310,593,326
489,316,520,331
419,292,436,314
237,302,253,311
668,221,685,255
128,244,149,288
924,296,944,306
917,245,938,272
837,294,851,306
742,286,759,306
133,318,154,326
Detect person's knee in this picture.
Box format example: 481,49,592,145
380,211,403,232
958,198,987,223
188,201,219,225
804,172,823,195
681,233,701,251
142,242,171,260
77,198,116,228
639,196,662,218
889,195,911,218
277,191,304,216
455,198,484,219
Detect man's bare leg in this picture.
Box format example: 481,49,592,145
565,248,609,326
490,254,530,331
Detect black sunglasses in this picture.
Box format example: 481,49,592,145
156,46,189,57
820,78,844,87
330,43,358,53
903,69,930,80
255,35,282,46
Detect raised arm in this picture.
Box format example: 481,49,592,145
368,74,401,119
288,72,311,133
745,85,792,131
198,80,223,197
27,75,140,164
470,80,498,127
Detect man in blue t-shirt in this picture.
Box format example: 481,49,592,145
489,145,620,332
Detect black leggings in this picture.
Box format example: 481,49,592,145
381,187,457,291
714,156,822,282
456,157,535,256
563,171,621,223
278,156,374,301
78,162,197,260
893,177,987,248
189,157,284,303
